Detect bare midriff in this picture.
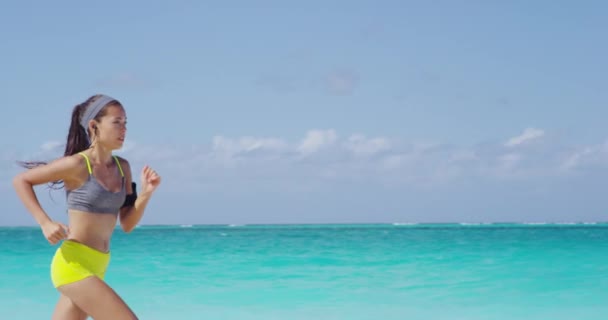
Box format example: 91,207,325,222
66,210,119,253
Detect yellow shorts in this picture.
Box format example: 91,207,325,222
50,240,111,288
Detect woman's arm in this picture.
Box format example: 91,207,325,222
12,155,79,243
118,159,161,233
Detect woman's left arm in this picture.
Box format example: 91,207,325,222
118,158,161,232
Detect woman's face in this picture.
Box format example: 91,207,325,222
94,104,127,150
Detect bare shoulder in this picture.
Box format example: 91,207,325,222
114,155,131,170
16,154,86,186
114,155,132,176
39,154,84,172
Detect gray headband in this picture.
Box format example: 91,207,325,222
80,95,116,133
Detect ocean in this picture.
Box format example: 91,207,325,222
1,223,607,319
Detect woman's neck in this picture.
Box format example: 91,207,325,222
87,145,114,167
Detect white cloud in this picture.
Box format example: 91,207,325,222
5,128,608,192
297,129,337,155
505,128,545,147
344,134,390,157
17,140,66,161
212,136,288,155
558,140,608,172
41,141,63,152
559,147,593,171
119,128,608,187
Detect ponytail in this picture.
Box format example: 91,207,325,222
64,101,92,157
16,95,99,189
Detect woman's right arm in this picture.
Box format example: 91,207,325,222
12,156,80,244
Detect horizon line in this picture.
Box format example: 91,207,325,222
1,221,607,228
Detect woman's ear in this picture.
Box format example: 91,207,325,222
88,120,98,131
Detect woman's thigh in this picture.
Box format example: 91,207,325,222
57,276,138,320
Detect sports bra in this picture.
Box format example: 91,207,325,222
66,152,126,214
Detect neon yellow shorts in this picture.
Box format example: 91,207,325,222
50,240,111,288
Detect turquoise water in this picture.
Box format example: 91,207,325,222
1,223,607,319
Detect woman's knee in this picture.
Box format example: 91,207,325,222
52,294,87,320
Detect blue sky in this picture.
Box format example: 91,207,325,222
1,1,607,226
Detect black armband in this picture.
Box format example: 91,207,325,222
121,182,138,208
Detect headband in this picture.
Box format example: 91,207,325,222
80,95,116,134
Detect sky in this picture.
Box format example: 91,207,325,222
1,1,607,226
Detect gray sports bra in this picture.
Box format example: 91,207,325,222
66,152,126,214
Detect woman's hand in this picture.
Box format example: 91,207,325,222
41,221,69,245
140,165,161,195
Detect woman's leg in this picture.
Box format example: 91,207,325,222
57,276,138,320
51,294,88,320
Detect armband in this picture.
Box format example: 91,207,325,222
121,182,138,208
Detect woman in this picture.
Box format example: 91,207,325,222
13,94,161,320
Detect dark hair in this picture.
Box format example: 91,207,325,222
18,94,121,189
